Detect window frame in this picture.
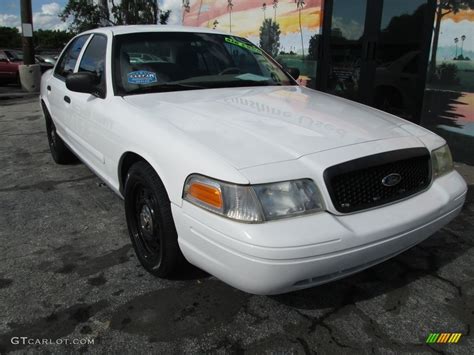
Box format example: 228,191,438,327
76,33,108,98
53,34,91,81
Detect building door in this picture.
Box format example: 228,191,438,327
316,0,436,123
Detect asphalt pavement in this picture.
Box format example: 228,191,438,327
0,95,473,354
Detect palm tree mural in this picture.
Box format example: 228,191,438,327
182,0,190,23
461,35,466,58
227,0,234,33
454,37,459,59
197,0,204,25
262,3,267,20
295,0,305,59
273,0,278,22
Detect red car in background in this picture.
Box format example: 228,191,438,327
0,49,53,85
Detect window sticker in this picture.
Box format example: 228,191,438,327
127,70,158,85
224,37,262,54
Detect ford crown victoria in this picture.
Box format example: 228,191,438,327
40,26,467,295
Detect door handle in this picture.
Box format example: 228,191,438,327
47,85,51,91
64,95,71,104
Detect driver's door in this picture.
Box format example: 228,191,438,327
48,34,90,145
68,33,110,175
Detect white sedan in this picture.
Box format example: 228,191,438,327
40,25,467,295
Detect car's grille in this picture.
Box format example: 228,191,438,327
324,148,432,213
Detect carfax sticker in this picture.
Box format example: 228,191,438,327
224,37,262,54
127,70,158,85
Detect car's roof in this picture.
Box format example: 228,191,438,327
82,25,230,37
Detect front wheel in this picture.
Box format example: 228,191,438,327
124,161,183,277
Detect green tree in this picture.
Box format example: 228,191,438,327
259,18,281,57
62,0,172,32
111,0,159,25
428,0,474,81
34,29,74,50
0,27,22,48
60,0,112,33
307,33,319,60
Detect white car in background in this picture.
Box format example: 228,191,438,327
40,26,467,295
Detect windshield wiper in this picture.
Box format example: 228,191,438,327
126,82,207,95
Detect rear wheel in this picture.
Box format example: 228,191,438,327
124,161,183,277
15,73,21,87
43,106,75,164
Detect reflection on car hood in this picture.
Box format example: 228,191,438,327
123,86,421,169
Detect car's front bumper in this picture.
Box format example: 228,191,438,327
172,170,467,295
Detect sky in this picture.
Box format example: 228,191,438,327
0,0,184,31
0,1,70,30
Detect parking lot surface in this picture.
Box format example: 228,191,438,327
0,96,473,354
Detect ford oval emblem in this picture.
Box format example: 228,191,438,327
382,173,402,187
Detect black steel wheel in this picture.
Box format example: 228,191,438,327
124,161,183,277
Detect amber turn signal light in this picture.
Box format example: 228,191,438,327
187,182,223,209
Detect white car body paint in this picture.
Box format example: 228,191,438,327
40,26,467,295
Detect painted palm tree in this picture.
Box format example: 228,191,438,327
227,0,234,33
182,0,191,24
197,0,204,25
262,3,267,20
454,37,459,58
461,35,466,57
295,0,305,59
273,0,278,22
213,19,219,30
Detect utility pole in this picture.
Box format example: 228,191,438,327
20,0,35,64
19,0,41,92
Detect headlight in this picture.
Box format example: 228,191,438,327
431,144,454,178
183,175,324,223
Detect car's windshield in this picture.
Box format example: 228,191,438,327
113,32,295,95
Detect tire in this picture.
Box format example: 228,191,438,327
124,161,183,277
43,106,76,164
15,73,21,87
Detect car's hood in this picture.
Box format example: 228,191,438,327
123,86,420,169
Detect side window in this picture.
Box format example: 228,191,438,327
0,51,8,61
55,35,89,79
78,35,107,93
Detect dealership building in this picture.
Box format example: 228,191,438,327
183,0,474,164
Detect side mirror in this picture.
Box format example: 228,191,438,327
287,67,300,80
66,72,102,97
